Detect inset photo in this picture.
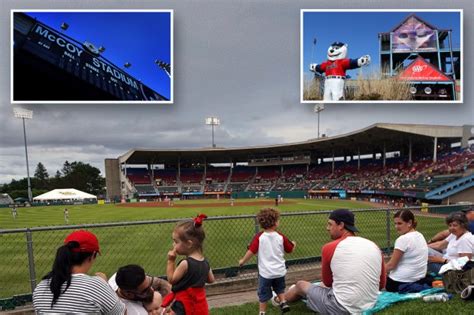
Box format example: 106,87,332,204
301,10,462,103
12,10,173,104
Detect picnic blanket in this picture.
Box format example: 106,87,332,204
305,282,443,314
362,287,444,315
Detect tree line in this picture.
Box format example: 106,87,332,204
1,161,105,200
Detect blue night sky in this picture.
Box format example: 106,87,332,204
303,11,461,78
24,11,172,100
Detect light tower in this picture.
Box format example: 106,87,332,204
13,108,33,202
205,117,220,148
313,104,325,138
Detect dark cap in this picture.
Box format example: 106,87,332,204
462,207,473,213
329,209,359,233
64,230,100,253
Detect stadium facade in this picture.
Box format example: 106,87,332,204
13,12,167,102
379,14,461,100
105,123,474,204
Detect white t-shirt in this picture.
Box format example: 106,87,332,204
108,273,148,315
389,231,428,282
328,237,383,314
444,232,473,260
248,230,295,279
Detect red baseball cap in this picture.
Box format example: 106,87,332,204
64,230,100,254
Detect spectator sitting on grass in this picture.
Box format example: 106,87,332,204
106,264,171,315
427,207,474,244
282,209,386,314
428,211,473,274
385,210,431,292
33,230,125,314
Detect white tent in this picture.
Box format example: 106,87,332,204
33,189,97,202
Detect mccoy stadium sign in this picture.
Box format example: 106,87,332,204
32,24,140,90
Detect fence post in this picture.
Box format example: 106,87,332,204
385,208,391,251
26,229,37,292
254,216,260,234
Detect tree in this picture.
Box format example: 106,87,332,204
34,162,49,181
62,161,72,176
62,162,105,195
1,160,105,197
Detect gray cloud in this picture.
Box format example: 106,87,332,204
1,0,473,184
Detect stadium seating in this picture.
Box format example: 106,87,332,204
125,147,473,197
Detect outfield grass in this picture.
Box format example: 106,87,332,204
0,199,447,305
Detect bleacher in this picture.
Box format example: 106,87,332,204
135,184,158,195
180,168,204,184
154,169,177,186
126,168,151,185
123,147,473,197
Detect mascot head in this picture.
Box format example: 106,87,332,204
327,42,347,61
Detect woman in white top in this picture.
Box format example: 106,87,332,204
428,211,473,274
385,210,429,292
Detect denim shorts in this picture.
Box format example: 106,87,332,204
257,274,286,302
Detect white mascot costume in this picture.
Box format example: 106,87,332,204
309,42,370,101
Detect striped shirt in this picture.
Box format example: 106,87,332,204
33,273,125,314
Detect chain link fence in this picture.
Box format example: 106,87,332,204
0,204,470,309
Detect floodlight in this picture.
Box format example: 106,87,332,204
205,117,220,148
13,107,33,119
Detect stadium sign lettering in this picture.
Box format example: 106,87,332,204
31,24,144,93
34,25,83,58
92,58,139,90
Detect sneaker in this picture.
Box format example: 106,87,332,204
280,301,290,313
271,291,281,307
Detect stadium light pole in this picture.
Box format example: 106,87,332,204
205,117,220,148
314,104,325,138
13,108,33,203
155,59,171,79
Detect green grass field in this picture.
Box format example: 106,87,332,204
212,296,474,315
0,198,454,313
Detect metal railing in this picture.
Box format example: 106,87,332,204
0,204,470,309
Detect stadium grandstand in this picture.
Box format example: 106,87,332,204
105,123,474,205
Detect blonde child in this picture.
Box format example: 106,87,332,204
161,214,215,314
239,208,295,315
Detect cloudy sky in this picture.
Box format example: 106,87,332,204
1,0,473,185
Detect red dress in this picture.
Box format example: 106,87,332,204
161,257,210,315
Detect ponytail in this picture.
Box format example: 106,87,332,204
43,241,93,307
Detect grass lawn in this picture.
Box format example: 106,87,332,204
212,296,474,314
0,198,449,311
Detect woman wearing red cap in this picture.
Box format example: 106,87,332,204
33,230,126,314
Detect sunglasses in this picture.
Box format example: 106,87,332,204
127,275,154,298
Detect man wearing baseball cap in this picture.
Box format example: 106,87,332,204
428,207,474,244
283,209,386,314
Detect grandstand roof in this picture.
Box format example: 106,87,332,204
118,123,473,165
